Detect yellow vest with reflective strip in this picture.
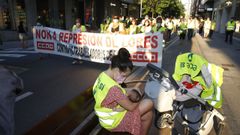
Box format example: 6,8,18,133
227,21,236,31
173,53,224,108
72,25,87,32
211,22,216,30
93,72,127,130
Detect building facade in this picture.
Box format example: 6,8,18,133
0,0,140,41
213,0,240,33
189,0,240,34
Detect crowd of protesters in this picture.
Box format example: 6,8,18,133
98,15,224,44
100,15,177,44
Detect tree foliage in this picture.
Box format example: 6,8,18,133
142,0,185,18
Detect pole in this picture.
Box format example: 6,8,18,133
140,0,143,18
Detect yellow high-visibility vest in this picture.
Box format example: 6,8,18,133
72,25,87,32
211,22,216,30
173,53,224,108
93,72,127,130
227,21,236,31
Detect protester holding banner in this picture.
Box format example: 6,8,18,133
140,19,152,33
93,48,153,135
107,16,125,34
129,19,138,34
72,18,87,64
72,18,87,32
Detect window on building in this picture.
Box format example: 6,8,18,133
36,0,49,26
0,0,11,30
58,0,65,29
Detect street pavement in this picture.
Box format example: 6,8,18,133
0,32,240,135
193,33,240,135
0,40,109,134
148,32,240,135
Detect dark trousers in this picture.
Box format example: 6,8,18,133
187,29,194,40
225,30,234,44
209,30,214,38
167,29,172,42
179,30,186,40
163,31,169,42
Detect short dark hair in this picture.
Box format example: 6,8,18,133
111,48,133,72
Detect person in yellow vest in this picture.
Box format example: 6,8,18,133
140,19,152,33
225,17,236,44
209,20,216,38
178,18,188,40
100,19,107,33
72,18,87,64
173,53,224,108
72,18,87,32
93,48,153,135
129,19,138,34
107,16,125,34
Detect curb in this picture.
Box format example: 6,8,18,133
70,66,148,135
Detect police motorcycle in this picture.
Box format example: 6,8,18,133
144,63,225,135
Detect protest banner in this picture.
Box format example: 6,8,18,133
33,26,163,67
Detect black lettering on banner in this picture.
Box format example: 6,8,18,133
57,43,74,56
56,43,117,61
89,48,105,60
83,46,90,58
105,50,116,61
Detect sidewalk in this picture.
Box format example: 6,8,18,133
0,39,34,50
194,32,240,135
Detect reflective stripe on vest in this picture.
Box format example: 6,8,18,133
227,21,235,31
203,63,224,108
208,64,224,86
93,72,126,130
99,118,114,125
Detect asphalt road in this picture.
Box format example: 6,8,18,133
0,48,108,135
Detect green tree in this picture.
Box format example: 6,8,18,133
142,0,185,18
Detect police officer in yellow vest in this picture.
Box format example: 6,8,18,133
209,20,216,38
93,48,153,135
225,17,236,44
173,53,224,108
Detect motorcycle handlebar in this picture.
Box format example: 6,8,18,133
146,63,180,89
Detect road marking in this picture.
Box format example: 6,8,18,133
0,54,26,57
0,50,38,54
89,124,102,135
165,36,179,51
4,47,34,51
15,92,33,102
70,112,96,135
